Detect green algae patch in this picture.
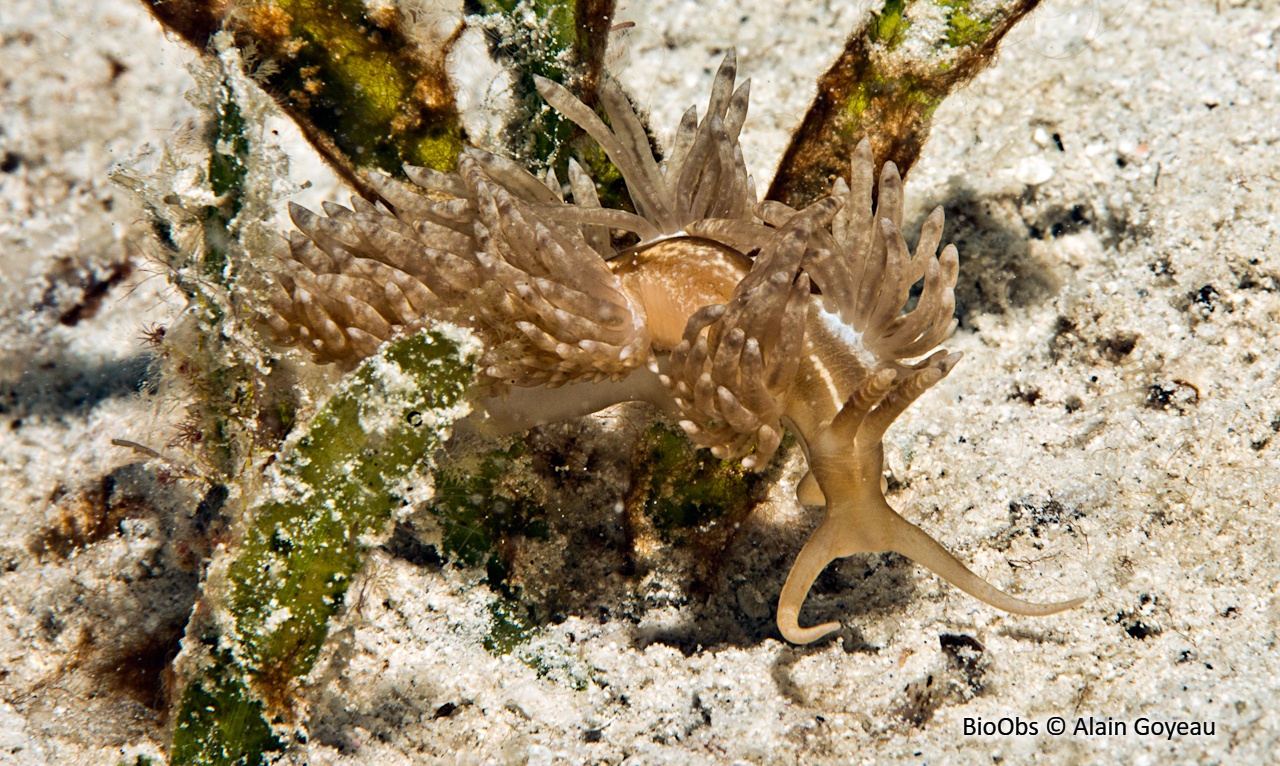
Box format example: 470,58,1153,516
261,0,466,178
768,0,1042,209
471,0,637,211
202,77,249,281
483,597,539,656
870,0,910,49
171,652,281,766
229,327,478,678
943,5,994,48
170,327,479,765
632,423,775,544
143,0,466,199
424,437,551,658
426,438,549,578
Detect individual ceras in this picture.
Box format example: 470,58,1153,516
264,52,1083,644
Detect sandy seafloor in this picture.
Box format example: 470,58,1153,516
3,0,1280,763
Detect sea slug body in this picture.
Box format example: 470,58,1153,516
265,51,1083,644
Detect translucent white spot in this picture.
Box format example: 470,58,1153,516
815,305,866,357
1015,156,1055,186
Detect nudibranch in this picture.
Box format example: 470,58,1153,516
264,52,1084,644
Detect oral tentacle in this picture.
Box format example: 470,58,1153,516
776,514,847,644
777,485,1086,645
882,510,1088,617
